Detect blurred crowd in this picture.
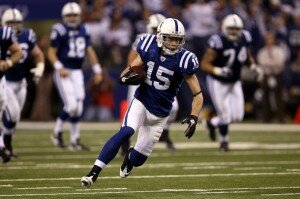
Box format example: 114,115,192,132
27,0,300,123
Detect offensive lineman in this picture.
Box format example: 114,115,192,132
81,18,203,188
0,25,23,162
123,13,178,153
1,8,45,157
201,14,263,151
48,2,103,150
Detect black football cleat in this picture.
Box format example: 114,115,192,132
70,139,90,151
120,146,134,178
0,148,11,163
51,132,66,149
206,120,216,141
219,141,229,152
81,165,101,188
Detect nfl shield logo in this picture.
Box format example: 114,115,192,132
160,56,166,62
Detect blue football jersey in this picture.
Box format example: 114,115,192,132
0,26,16,79
5,28,36,81
50,23,92,70
207,30,252,82
134,34,199,117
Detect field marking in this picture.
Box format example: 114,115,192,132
233,167,277,171
1,187,300,197
76,187,127,191
14,186,72,190
2,160,300,170
0,172,299,182
261,193,300,196
17,122,300,132
0,185,13,187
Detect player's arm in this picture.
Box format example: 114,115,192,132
201,48,232,78
127,48,139,66
0,42,22,72
30,45,45,83
47,46,69,77
247,49,264,81
120,53,144,85
86,46,103,84
181,74,203,139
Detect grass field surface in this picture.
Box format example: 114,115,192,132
0,122,299,198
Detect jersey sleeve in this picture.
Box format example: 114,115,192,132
136,34,156,61
179,51,199,75
242,30,252,46
28,29,37,51
1,26,17,47
84,24,92,47
207,34,223,51
50,24,66,48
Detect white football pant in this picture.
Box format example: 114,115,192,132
0,78,6,118
207,76,244,125
53,69,85,117
122,98,169,156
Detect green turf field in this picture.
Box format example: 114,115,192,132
0,123,300,198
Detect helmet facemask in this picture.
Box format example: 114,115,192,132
63,14,81,28
224,27,242,41
158,33,185,55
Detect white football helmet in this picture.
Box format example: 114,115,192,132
62,2,81,28
157,18,185,55
222,14,243,41
1,8,23,32
146,13,166,34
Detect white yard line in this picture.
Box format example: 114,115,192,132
14,187,72,190
0,172,299,182
0,185,13,187
261,193,300,196
76,187,128,191
233,167,277,171
17,122,300,132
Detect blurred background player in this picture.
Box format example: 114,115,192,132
201,14,263,152
122,13,178,155
48,2,103,151
1,8,45,158
81,18,203,188
0,25,23,162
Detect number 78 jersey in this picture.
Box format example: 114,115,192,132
50,23,91,69
135,34,199,117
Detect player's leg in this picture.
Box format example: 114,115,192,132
159,97,178,150
120,111,169,177
52,71,76,148
2,81,22,157
81,99,145,187
230,81,244,123
120,85,139,156
68,70,88,150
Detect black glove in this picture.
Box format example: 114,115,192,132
119,70,141,85
181,115,198,139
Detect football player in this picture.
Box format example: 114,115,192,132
1,8,45,158
48,2,103,150
0,25,23,162
81,18,203,188
123,13,178,154
201,14,263,151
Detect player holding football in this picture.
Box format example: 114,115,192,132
201,14,263,151
48,2,103,150
0,25,23,162
81,18,203,188
1,8,45,158
122,13,178,154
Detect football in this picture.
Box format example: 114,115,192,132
130,66,146,81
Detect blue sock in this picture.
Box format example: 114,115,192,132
3,112,16,129
129,149,148,167
98,126,134,164
59,110,69,121
219,124,228,139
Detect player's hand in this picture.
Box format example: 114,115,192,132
251,64,264,82
120,70,141,85
59,68,69,77
0,60,12,72
93,73,103,85
181,115,198,139
220,67,233,78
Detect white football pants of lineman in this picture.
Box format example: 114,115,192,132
207,76,244,125
54,69,85,117
127,85,178,128
2,79,27,135
122,98,169,156
0,78,6,148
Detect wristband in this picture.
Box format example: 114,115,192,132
6,59,13,67
92,64,102,74
54,61,63,70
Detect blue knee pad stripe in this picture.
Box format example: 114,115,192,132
129,149,148,167
69,116,80,123
3,112,16,129
59,110,69,121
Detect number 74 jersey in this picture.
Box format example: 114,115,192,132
135,34,199,117
50,23,91,69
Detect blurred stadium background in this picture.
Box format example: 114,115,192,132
0,0,300,123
